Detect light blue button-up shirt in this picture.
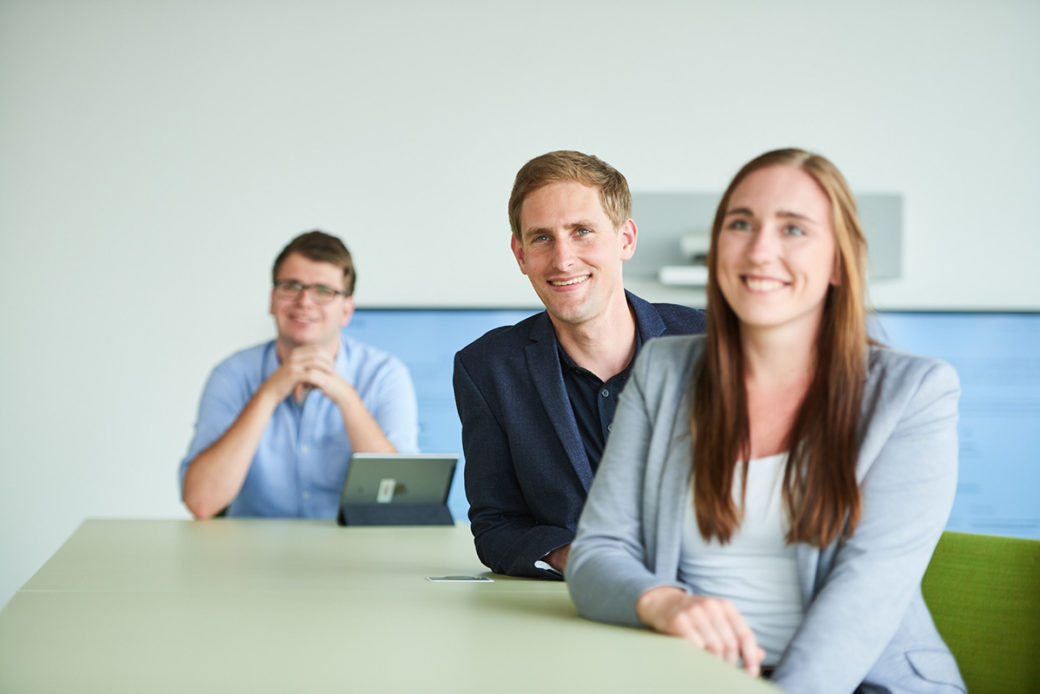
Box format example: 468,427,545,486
180,335,418,517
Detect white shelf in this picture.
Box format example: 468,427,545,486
658,265,709,287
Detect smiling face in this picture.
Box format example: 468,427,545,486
716,165,839,342
511,180,636,331
269,252,354,353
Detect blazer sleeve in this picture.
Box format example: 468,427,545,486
453,351,574,578
772,358,961,693
567,340,688,623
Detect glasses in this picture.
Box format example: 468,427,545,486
273,280,349,304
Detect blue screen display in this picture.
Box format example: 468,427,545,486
349,309,1040,539
347,309,536,520
871,312,1040,540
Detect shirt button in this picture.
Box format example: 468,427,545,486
301,445,309,453
607,424,613,432
600,389,610,398
302,491,310,500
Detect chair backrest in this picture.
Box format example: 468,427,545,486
921,531,1040,694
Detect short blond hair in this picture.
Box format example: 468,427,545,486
508,150,631,240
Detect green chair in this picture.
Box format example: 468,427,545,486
921,530,1040,694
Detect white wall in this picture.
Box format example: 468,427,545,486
2,0,1038,607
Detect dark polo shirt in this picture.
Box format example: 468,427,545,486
557,328,644,472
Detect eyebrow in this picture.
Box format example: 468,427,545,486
725,207,816,223
522,228,549,241
523,220,599,238
275,278,337,287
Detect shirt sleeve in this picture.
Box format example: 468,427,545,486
178,359,255,493
361,353,419,454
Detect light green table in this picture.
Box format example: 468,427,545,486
0,519,778,693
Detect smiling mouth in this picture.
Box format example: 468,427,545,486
549,274,590,287
743,276,786,292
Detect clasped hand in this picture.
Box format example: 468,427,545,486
635,586,765,676
267,344,352,405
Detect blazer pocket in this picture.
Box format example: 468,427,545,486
905,649,966,692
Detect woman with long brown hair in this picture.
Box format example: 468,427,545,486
567,149,964,693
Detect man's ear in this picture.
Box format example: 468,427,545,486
618,219,638,261
510,235,528,275
340,296,356,328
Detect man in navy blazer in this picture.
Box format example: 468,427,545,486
453,150,705,578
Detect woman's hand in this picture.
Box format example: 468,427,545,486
635,586,765,676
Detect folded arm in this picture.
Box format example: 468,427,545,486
454,353,572,578
181,361,284,520
568,338,763,674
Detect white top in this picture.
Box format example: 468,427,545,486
678,453,805,665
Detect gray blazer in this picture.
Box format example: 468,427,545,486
567,335,965,694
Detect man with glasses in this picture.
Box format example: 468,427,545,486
180,230,418,519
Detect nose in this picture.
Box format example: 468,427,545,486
746,226,779,264
551,237,576,270
293,286,318,305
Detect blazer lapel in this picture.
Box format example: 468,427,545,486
628,290,667,340
525,314,594,490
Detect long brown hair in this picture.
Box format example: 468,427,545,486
692,148,869,547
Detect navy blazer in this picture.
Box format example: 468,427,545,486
452,291,706,578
